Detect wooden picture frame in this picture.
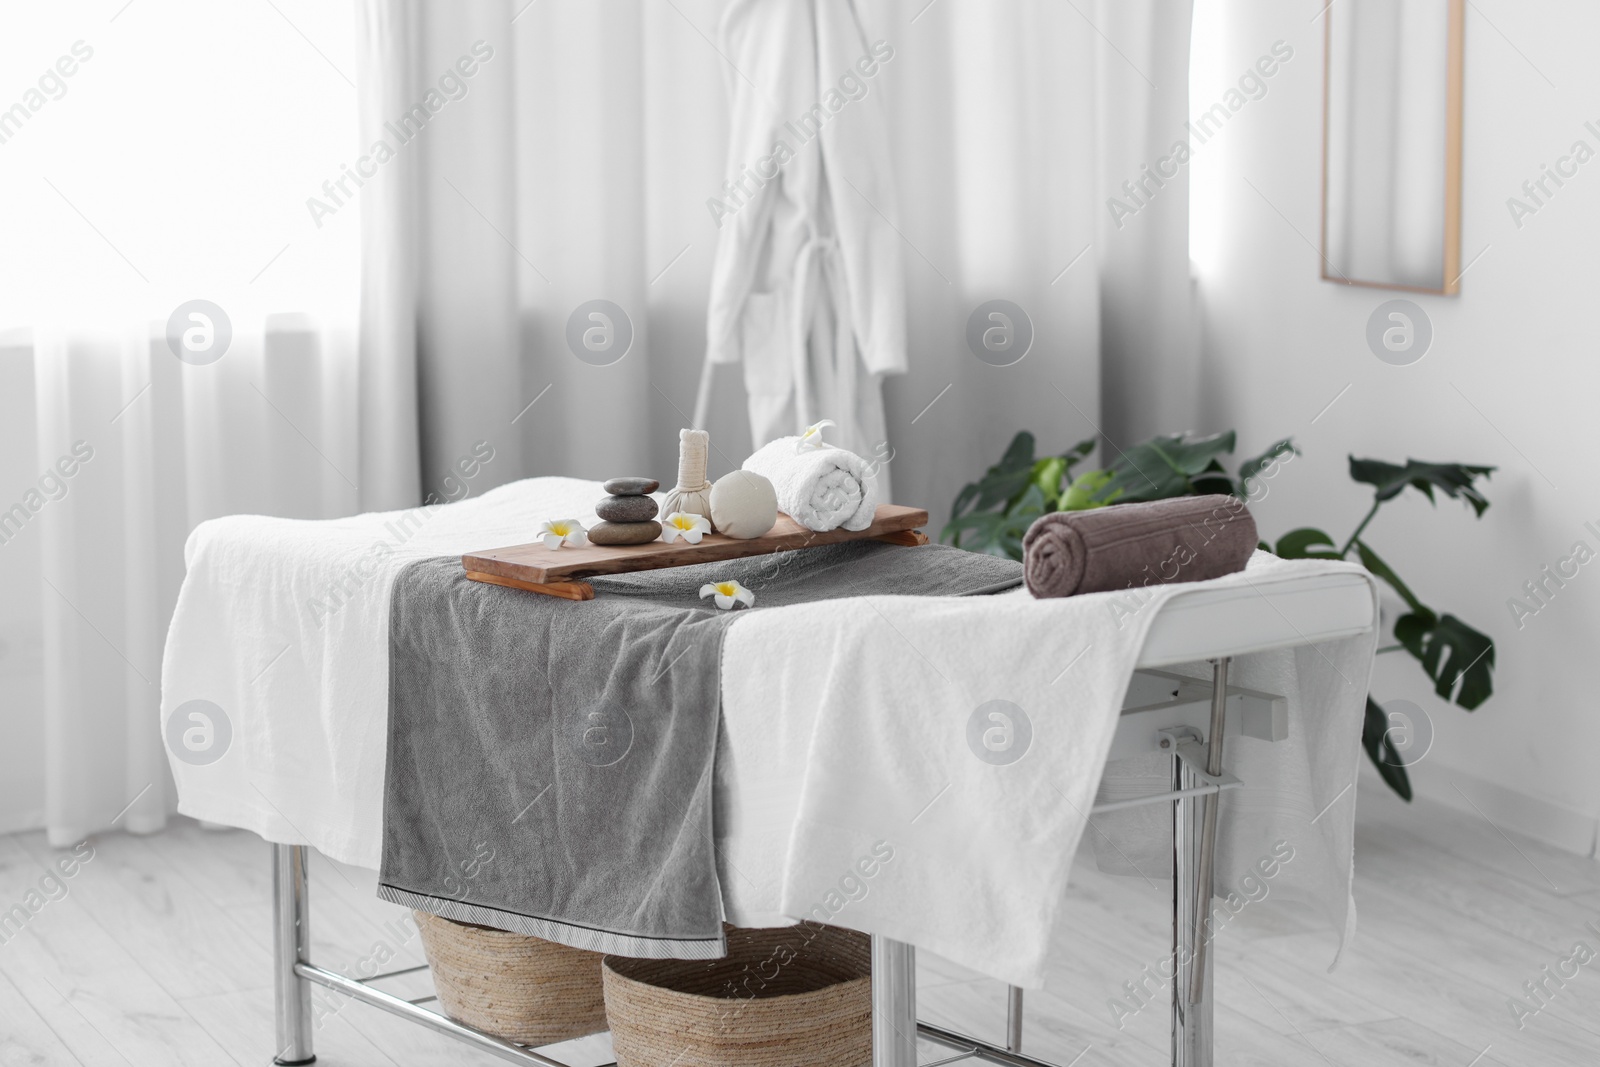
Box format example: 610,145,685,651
1320,0,1465,295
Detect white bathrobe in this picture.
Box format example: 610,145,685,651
702,0,906,501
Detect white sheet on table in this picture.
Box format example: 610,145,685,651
1088,618,1377,972
715,586,1149,989
161,477,602,865
716,552,1377,987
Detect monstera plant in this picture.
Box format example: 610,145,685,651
943,430,1496,801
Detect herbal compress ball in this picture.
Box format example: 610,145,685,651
709,471,778,539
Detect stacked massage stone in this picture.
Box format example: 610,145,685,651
589,477,663,545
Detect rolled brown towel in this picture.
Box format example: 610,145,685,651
1022,494,1258,599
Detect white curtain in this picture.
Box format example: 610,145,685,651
874,0,1110,515
0,2,376,845
4,321,361,846
3,0,1194,844
359,0,1193,520
1098,0,1200,447
356,0,724,496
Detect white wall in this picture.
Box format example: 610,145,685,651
1193,0,1600,853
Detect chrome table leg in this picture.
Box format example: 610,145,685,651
872,935,918,1067
1172,657,1227,1067
1188,657,1229,1006
273,843,316,1065
1171,744,1211,1065
1006,985,1024,1052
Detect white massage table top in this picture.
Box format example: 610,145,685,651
1136,570,1375,668
164,479,1377,960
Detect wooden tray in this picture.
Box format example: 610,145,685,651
463,505,930,600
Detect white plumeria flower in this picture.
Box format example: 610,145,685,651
699,579,755,610
794,419,836,452
661,512,711,544
538,519,588,550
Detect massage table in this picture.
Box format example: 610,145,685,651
255,565,1375,1067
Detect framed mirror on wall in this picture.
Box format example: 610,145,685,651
1322,0,1465,294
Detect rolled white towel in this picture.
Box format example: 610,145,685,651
742,437,880,532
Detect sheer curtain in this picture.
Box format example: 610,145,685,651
355,0,730,497
0,0,372,844
0,0,1195,845
1097,0,1199,446
21,323,361,845
359,0,1195,523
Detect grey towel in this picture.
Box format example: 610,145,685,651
379,540,1020,959
1021,495,1257,599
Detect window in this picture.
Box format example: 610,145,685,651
0,0,359,330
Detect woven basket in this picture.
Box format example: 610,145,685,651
602,924,872,1067
413,910,607,1045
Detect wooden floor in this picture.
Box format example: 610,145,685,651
2,778,1597,1067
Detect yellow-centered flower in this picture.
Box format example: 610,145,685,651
661,512,711,545
795,419,836,452
538,519,588,550
699,579,754,610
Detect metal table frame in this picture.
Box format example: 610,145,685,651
271,659,1242,1067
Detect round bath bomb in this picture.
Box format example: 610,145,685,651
588,520,663,546
596,495,659,523
709,471,778,539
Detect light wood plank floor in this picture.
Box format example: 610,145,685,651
1,777,1596,1066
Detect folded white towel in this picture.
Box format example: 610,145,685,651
742,436,879,532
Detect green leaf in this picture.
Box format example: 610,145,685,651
1057,438,1096,466
1404,613,1496,709
939,510,999,549
1059,469,1117,511
1099,461,1190,503
968,431,1038,511
944,483,1048,560
1274,527,1343,560
1031,456,1068,508
1392,608,1438,660
949,482,979,523
994,484,1050,560
1099,431,1238,503
1189,465,1236,498
1362,696,1413,801
1237,438,1297,496
999,430,1036,471
1348,457,1496,517
1158,431,1238,474
944,435,1101,551
945,431,1039,539
1010,482,1048,517
1353,540,1424,613
972,467,1034,514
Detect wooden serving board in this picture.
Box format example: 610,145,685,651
463,504,930,599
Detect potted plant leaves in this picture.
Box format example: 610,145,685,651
943,429,1495,800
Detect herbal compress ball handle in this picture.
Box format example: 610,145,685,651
662,428,715,531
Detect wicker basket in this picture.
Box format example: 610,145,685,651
412,910,607,1045
602,924,872,1067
